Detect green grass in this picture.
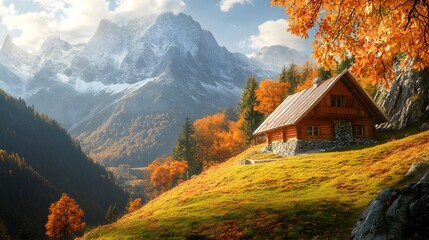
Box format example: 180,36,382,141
84,130,429,240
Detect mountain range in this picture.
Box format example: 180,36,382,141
0,12,308,167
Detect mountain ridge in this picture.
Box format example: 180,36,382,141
0,13,306,167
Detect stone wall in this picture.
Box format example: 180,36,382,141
268,120,375,156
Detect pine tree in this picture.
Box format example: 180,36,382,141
105,203,119,223
318,67,332,80
284,63,299,94
278,65,287,83
335,55,354,74
239,76,263,145
0,220,9,240
173,117,200,177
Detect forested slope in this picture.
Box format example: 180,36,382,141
0,90,128,239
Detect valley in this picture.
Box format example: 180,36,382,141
1,1,429,239
0,13,305,168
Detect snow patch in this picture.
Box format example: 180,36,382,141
191,96,200,103
202,82,242,97
71,76,155,95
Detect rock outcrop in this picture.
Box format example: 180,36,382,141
350,170,429,240
375,69,429,130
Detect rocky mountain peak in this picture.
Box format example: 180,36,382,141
251,45,309,73
0,35,25,56
0,35,40,81
145,12,203,56
94,19,122,37
38,36,72,59
1,35,13,50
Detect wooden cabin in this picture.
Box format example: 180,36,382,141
253,69,388,148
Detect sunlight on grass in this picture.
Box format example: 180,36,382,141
85,130,429,239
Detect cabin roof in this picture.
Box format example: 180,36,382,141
253,69,389,135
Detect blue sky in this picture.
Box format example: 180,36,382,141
0,0,313,55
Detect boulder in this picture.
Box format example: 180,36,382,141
350,171,429,240
420,122,429,130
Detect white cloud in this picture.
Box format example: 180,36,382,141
114,0,185,23
219,0,251,12
246,19,305,51
0,0,185,51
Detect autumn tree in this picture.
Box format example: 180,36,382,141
255,79,289,115
173,117,200,177
239,76,263,145
271,0,429,83
45,193,86,240
194,112,245,167
147,157,188,192
296,60,319,91
127,198,142,213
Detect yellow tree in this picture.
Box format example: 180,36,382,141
255,79,289,115
127,198,142,213
46,193,86,240
271,0,429,84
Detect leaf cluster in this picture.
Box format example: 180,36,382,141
272,0,429,84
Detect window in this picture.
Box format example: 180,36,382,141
307,126,319,136
353,125,364,136
330,96,344,107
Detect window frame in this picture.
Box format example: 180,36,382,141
352,125,364,137
330,95,345,107
306,125,320,136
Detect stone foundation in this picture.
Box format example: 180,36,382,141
267,120,376,156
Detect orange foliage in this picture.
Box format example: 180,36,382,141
271,0,429,84
147,157,188,192
296,61,319,92
255,80,289,115
193,113,245,167
128,198,142,212
45,193,86,240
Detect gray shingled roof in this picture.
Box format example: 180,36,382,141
253,69,389,135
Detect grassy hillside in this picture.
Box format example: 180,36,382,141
85,130,429,239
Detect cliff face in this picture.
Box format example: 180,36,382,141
375,69,429,130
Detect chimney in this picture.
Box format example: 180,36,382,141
313,77,322,87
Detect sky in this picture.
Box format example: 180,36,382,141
0,0,314,55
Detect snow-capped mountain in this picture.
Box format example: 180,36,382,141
0,35,42,96
251,45,309,73
0,13,287,167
